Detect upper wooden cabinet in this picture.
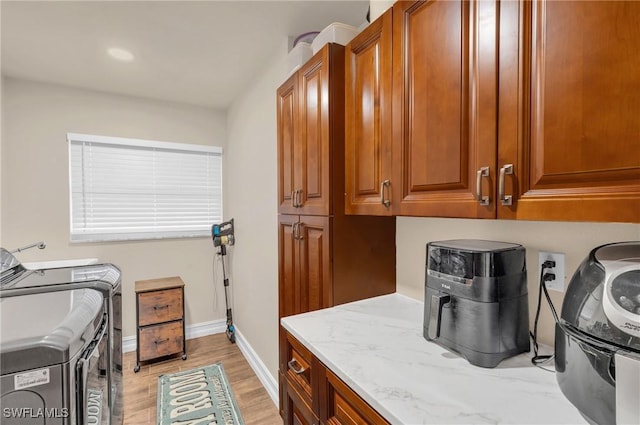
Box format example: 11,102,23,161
345,8,394,215
344,0,640,222
278,73,298,214
498,0,640,222
278,44,345,216
392,0,498,218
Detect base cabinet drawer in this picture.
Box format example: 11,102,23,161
284,376,319,425
281,330,389,425
138,321,184,361
322,368,389,425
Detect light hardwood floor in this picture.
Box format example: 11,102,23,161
123,333,282,425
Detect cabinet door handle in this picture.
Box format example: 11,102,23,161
499,164,514,206
154,338,169,345
380,179,391,207
296,223,304,240
291,191,297,208
154,305,169,310
476,166,490,206
296,189,303,208
292,222,298,240
287,359,307,375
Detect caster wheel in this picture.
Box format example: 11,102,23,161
182,354,187,360
133,364,140,373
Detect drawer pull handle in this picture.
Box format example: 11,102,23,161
154,305,169,310
287,359,307,375
155,338,169,345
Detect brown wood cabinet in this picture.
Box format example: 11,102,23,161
345,8,394,215
344,0,640,223
392,0,498,219
281,330,390,425
277,43,396,418
133,276,186,372
278,215,331,318
278,45,340,216
497,0,640,222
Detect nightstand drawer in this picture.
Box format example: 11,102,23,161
138,321,184,361
138,287,183,326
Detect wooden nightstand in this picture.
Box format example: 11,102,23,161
133,276,186,372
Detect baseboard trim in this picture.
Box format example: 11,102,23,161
122,319,227,353
234,327,279,407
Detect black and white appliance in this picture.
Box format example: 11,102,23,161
1,288,107,425
555,242,640,425
423,239,530,368
0,248,122,425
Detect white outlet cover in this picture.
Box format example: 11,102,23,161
538,251,566,292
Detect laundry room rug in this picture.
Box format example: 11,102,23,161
157,363,244,425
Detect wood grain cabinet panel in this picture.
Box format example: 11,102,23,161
278,73,298,214
281,330,390,425
498,0,640,222
298,52,331,216
284,379,319,425
392,0,498,218
344,0,639,222
279,215,332,319
345,8,394,215
322,368,389,425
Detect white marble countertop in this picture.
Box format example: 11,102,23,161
281,293,585,425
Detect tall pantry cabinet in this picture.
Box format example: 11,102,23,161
276,43,396,421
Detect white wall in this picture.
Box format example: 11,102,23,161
1,77,228,337
370,0,395,21
225,40,289,382
397,217,640,345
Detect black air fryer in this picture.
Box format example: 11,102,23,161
423,240,530,368
555,242,640,425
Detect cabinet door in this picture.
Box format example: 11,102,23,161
297,47,332,216
278,74,299,214
320,367,389,425
392,0,498,218
283,376,319,425
345,9,394,215
498,0,640,222
298,216,332,313
279,214,299,318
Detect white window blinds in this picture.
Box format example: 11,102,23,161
68,133,222,242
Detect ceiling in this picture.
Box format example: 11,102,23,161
1,0,369,109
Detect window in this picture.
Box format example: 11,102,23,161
68,133,222,242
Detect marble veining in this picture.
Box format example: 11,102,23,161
281,293,585,425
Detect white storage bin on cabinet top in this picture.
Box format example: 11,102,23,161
286,42,312,77
311,22,359,54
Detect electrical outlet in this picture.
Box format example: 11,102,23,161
538,251,566,292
